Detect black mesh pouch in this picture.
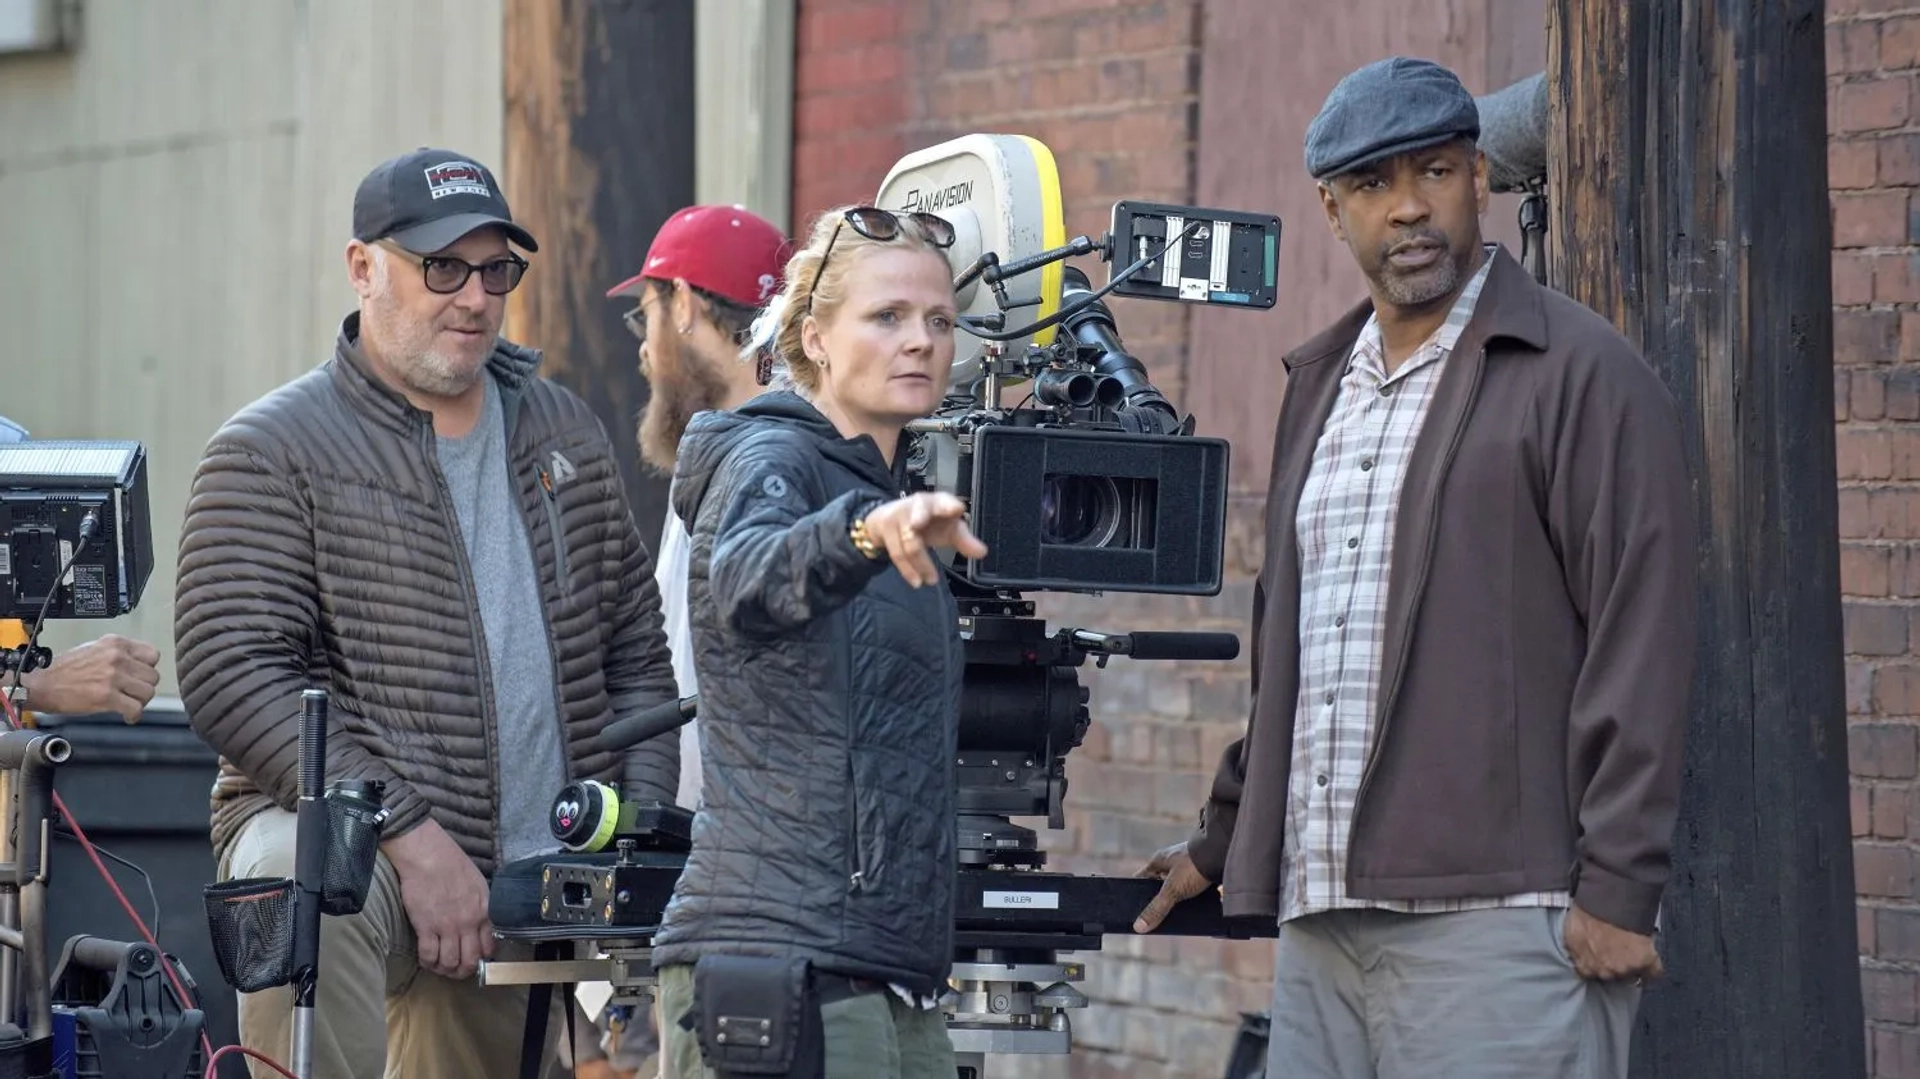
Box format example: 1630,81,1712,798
202,877,295,993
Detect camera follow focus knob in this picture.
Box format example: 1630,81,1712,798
550,779,622,852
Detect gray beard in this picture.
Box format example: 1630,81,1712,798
1378,258,1462,308
363,297,491,397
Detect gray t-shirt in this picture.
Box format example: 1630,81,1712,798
436,375,567,866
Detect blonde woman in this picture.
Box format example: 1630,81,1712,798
651,206,983,1078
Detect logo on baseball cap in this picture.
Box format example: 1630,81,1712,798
353,147,539,255
606,205,790,308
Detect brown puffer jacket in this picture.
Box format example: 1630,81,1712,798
174,312,680,876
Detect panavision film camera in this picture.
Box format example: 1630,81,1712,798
488,134,1282,1078
890,133,1275,598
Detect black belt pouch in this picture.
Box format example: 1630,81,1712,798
687,954,825,1078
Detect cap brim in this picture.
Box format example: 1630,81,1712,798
1316,129,1478,181
604,270,652,300
389,213,540,255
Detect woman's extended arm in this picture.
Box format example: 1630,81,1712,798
704,437,890,637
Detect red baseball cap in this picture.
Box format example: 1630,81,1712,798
605,205,791,309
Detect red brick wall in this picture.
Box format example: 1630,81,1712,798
1832,3,1920,1074
791,0,913,232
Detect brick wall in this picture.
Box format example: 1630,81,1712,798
792,3,1263,1077
1832,2,1920,1075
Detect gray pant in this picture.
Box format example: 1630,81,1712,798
1266,907,1642,1079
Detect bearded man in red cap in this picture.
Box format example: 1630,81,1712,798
606,204,790,812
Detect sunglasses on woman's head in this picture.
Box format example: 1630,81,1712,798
835,207,957,248
806,207,957,313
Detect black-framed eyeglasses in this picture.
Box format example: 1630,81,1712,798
806,207,957,314
381,242,529,296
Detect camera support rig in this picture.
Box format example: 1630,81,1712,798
941,578,1242,1071
485,588,1260,1077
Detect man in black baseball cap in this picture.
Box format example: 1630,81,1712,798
180,143,684,1078
1136,55,1695,1079
353,147,540,255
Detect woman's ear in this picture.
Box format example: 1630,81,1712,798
801,313,826,366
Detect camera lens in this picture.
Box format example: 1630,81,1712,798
1040,475,1121,547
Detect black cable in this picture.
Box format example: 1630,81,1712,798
6,509,99,697
52,828,161,941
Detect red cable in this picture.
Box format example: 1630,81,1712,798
0,692,297,1078
202,1044,297,1079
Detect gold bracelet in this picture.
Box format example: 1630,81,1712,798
849,515,882,560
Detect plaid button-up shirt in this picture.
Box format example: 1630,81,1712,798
1281,248,1570,923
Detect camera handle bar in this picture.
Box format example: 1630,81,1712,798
585,624,1237,754
951,222,1202,343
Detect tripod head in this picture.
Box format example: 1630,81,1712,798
951,578,1237,870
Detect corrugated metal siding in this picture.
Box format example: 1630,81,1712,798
0,0,503,689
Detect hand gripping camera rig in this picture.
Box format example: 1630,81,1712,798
483,133,1283,1078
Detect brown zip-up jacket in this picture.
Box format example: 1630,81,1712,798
1187,247,1697,935
175,313,681,876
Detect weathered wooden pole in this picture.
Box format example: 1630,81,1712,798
501,0,697,542
1547,2,1865,1076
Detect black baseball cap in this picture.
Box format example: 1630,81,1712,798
352,147,540,254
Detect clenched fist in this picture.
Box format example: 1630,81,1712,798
1563,904,1664,983
20,634,162,722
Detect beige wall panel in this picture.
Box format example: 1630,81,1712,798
695,0,796,232
0,0,504,691
0,0,297,162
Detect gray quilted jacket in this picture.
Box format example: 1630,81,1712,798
649,392,964,995
174,312,681,876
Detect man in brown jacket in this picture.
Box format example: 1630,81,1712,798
1134,59,1697,1077
175,148,681,1078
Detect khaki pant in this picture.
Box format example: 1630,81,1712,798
655,963,954,1079
1267,906,1643,1079
219,808,566,1079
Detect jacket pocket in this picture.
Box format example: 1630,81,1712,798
841,611,871,895
539,469,572,586
845,753,869,894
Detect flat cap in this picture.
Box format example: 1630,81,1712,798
1304,57,1480,181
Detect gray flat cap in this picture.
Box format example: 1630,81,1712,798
1304,57,1481,180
